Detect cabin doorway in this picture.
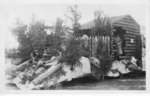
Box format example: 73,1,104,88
112,26,126,60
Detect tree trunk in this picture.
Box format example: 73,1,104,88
32,64,61,85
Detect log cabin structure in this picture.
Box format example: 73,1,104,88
111,15,142,62
77,15,142,66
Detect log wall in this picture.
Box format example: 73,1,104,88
111,16,141,60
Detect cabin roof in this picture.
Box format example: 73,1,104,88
80,15,140,30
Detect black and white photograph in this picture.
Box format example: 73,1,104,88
0,0,149,93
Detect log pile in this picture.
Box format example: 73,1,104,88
6,51,93,90
6,48,141,90
6,48,66,90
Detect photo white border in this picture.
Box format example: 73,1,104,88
0,0,150,96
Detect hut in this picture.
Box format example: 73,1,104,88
111,15,142,62
78,15,142,66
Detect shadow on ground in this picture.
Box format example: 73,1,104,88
60,71,146,90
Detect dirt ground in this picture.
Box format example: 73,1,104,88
57,71,146,90
6,72,146,90
58,76,145,90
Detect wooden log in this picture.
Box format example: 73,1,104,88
125,39,136,42
124,37,135,40
125,37,137,42
124,28,139,33
124,50,135,53
111,50,117,52
114,22,139,29
35,67,45,75
124,34,136,38
126,31,139,35
113,24,139,32
125,41,136,44
119,20,138,26
114,19,139,27
119,57,128,60
124,53,136,56
123,47,137,50
122,17,140,27
124,51,135,54
14,60,31,71
124,38,132,41
126,31,140,35
124,35,136,38
113,23,138,30
119,55,130,59
126,44,136,47
32,64,61,85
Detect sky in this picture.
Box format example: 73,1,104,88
0,0,149,49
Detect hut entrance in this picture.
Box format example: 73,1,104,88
112,26,126,60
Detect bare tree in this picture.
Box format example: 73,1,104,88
66,4,81,36
55,18,63,35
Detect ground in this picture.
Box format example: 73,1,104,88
59,76,145,90
6,72,146,90
58,72,146,90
